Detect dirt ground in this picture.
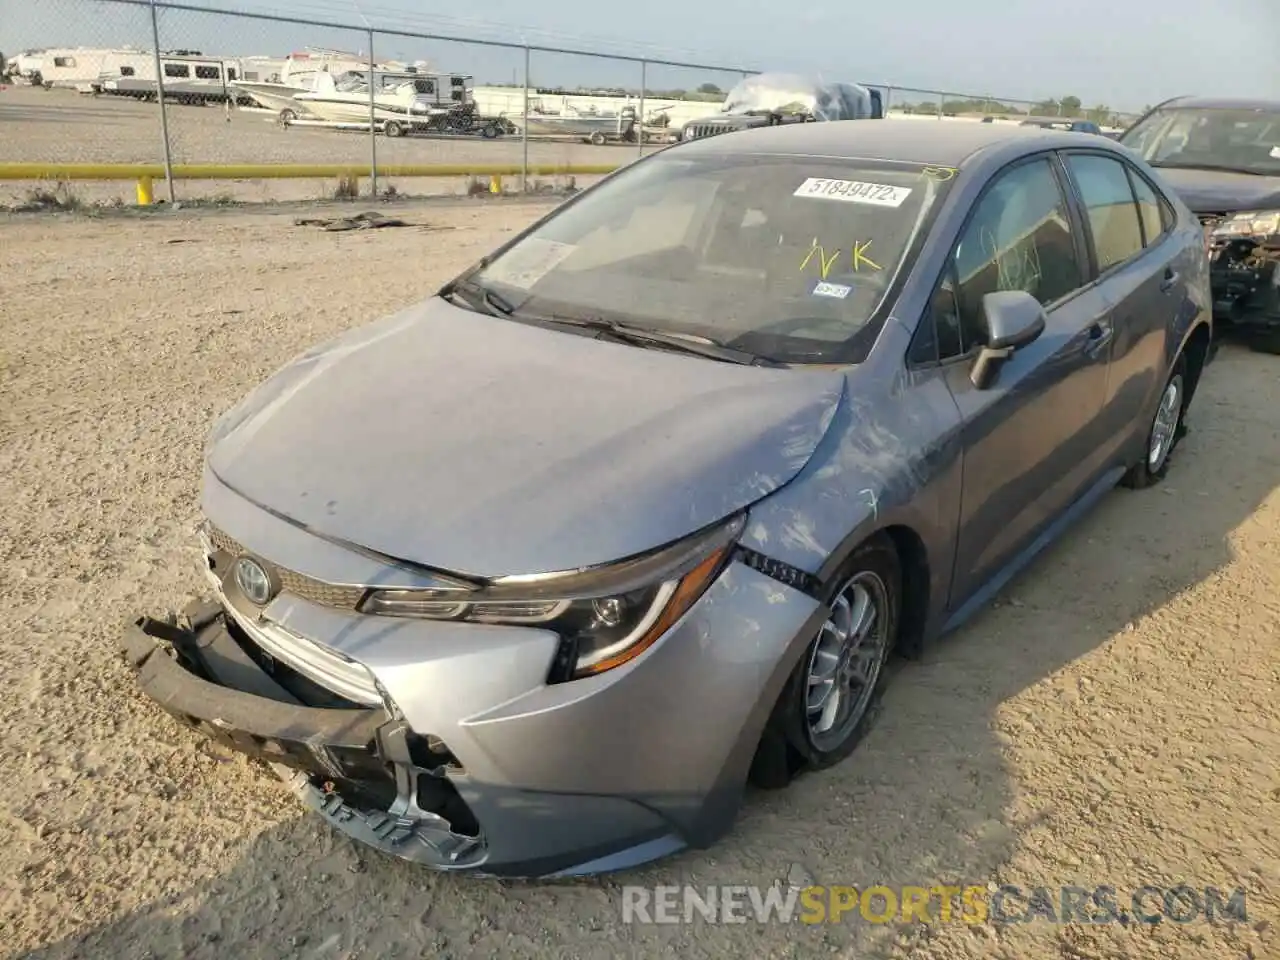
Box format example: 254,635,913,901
0,201,1277,960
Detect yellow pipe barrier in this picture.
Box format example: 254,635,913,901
135,176,154,205
0,162,621,181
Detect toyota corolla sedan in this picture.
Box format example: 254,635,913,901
122,121,1212,879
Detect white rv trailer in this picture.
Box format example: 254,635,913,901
24,47,155,92
4,50,48,84
100,53,247,103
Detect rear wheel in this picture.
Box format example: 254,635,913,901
589,131,607,146
749,536,900,788
383,120,404,138
1121,353,1188,489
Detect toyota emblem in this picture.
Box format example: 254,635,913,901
234,556,276,606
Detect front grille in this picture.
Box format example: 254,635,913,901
686,123,733,140
205,525,366,610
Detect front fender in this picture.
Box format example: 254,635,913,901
738,358,964,639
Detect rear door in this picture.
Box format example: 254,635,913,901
1060,150,1180,464
910,154,1115,608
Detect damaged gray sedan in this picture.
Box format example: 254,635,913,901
123,121,1212,878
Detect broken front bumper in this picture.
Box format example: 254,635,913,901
119,601,685,878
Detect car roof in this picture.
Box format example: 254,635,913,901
668,119,1112,168
1163,96,1280,113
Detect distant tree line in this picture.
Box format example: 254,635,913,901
895,93,1130,126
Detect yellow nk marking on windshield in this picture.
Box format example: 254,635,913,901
801,239,882,278
799,239,842,279
852,239,882,272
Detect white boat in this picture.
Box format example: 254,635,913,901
229,48,377,117
511,103,638,144
293,69,475,133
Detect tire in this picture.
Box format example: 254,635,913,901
278,108,296,124
589,131,607,146
1247,329,1280,355
481,122,500,139
748,535,901,789
1121,353,1189,489
383,120,403,138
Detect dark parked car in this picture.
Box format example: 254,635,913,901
678,72,883,142
122,121,1211,879
1119,96,1280,352
1020,116,1104,135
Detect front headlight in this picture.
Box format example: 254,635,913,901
361,514,745,680
1211,210,1280,240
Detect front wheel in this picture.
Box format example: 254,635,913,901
1121,353,1188,489
383,120,404,138
749,535,900,788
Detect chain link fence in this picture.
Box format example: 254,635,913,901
2,0,1114,206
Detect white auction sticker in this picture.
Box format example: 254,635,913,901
483,238,577,289
793,177,912,207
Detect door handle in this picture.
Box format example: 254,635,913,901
1160,268,1180,293
1086,321,1113,356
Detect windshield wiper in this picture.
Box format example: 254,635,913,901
537,315,783,367
439,278,514,318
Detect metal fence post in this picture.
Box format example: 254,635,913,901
638,60,646,159
936,91,943,119
148,0,176,204
521,44,530,192
884,86,893,114
367,30,378,197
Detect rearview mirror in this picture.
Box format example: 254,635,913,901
970,290,1047,389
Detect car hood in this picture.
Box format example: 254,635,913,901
1153,166,1280,214
206,298,845,578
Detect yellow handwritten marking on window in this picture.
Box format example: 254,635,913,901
852,239,882,272
801,239,883,278
922,165,958,182
799,239,841,279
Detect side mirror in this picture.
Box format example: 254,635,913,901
969,290,1047,389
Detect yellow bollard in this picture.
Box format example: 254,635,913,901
489,174,502,194
135,176,154,206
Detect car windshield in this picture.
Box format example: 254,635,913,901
1120,106,1280,176
468,154,952,363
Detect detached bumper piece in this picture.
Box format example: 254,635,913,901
120,601,486,870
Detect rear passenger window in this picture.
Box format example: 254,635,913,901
1065,154,1144,271
1127,168,1169,247
950,158,1083,349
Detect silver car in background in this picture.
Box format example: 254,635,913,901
122,121,1211,878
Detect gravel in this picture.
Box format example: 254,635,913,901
0,200,1277,960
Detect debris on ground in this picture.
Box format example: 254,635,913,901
293,212,413,231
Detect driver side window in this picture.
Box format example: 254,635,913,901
912,157,1083,365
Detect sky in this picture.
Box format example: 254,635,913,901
3,0,1278,112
